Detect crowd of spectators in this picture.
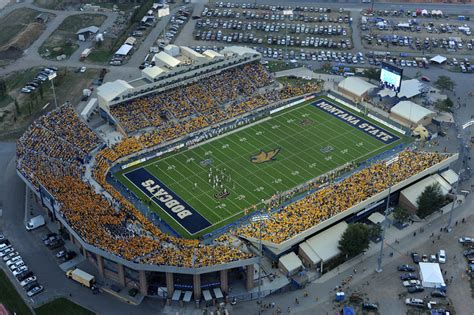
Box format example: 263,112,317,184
17,106,252,268
17,105,102,189
238,150,449,244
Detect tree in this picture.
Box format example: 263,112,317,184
321,62,332,73
369,224,382,240
363,68,381,81
434,98,454,113
0,79,6,97
416,183,444,218
393,206,410,223
338,223,371,258
434,75,455,91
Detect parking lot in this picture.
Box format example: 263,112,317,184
341,215,474,315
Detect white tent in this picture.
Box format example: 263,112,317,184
389,100,435,126
337,77,376,98
368,212,385,224
430,55,447,64
115,44,133,56
142,66,166,80
153,51,181,68
419,262,445,288
278,252,303,276
97,80,133,103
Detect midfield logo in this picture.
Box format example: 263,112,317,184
251,148,281,164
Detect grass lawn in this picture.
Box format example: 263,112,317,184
0,269,32,315
117,97,408,238
0,8,41,47
39,14,107,59
265,61,300,73
0,67,100,139
35,298,94,315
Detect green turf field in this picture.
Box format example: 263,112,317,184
116,98,406,238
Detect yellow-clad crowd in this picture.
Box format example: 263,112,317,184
238,150,449,244
17,106,252,268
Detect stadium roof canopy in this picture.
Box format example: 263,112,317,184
221,46,260,56
337,77,376,97
378,79,424,99
97,80,133,102
278,252,302,275
400,174,451,208
440,169,459,186
305,221,347,262
430,55,447,64
390,100,435,124
202,50,224,59
142,66,166,80
368,212,385,224
153,51,181,68
115,44,133,56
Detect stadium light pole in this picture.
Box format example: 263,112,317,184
376,155,399,273
251,213,269,312
48,72,58,109
446,119,474,231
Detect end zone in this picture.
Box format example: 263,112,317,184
123,168,212,235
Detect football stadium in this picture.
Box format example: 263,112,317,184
16,46,457,300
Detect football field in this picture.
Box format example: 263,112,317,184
116,98,405,238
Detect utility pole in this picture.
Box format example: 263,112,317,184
376,155,399,273
251,213,269,313
48,72,58,109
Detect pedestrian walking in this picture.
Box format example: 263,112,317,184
413,232,416,237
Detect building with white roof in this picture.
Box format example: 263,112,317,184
337,77,377,101
389,100,435,127
153,51,181,68
142,66,167,81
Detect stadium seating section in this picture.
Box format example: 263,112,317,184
16,61,449,268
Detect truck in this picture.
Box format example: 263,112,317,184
66,268,95,288
25,215,45,231
80,48,92,61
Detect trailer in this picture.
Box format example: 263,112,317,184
80,48,92,61
66,268,95,288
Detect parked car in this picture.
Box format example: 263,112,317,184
431,290,447,298
20,276,37,287
16,271,34,282
407,285,424,293
403,280,421,287
56,250,66,259
48,239,64,249
398,264,416,272
405,297,425,307
6,256,22,267
27,285,43,297
0,247,14,257
13,266,29,276
9,260,25,271
400,273,418,280
411,252,421,264
3,251,19,262
437,249,446,264
463,249,474,257
361,302,378,310
63,251,77,262
459,237,473,244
